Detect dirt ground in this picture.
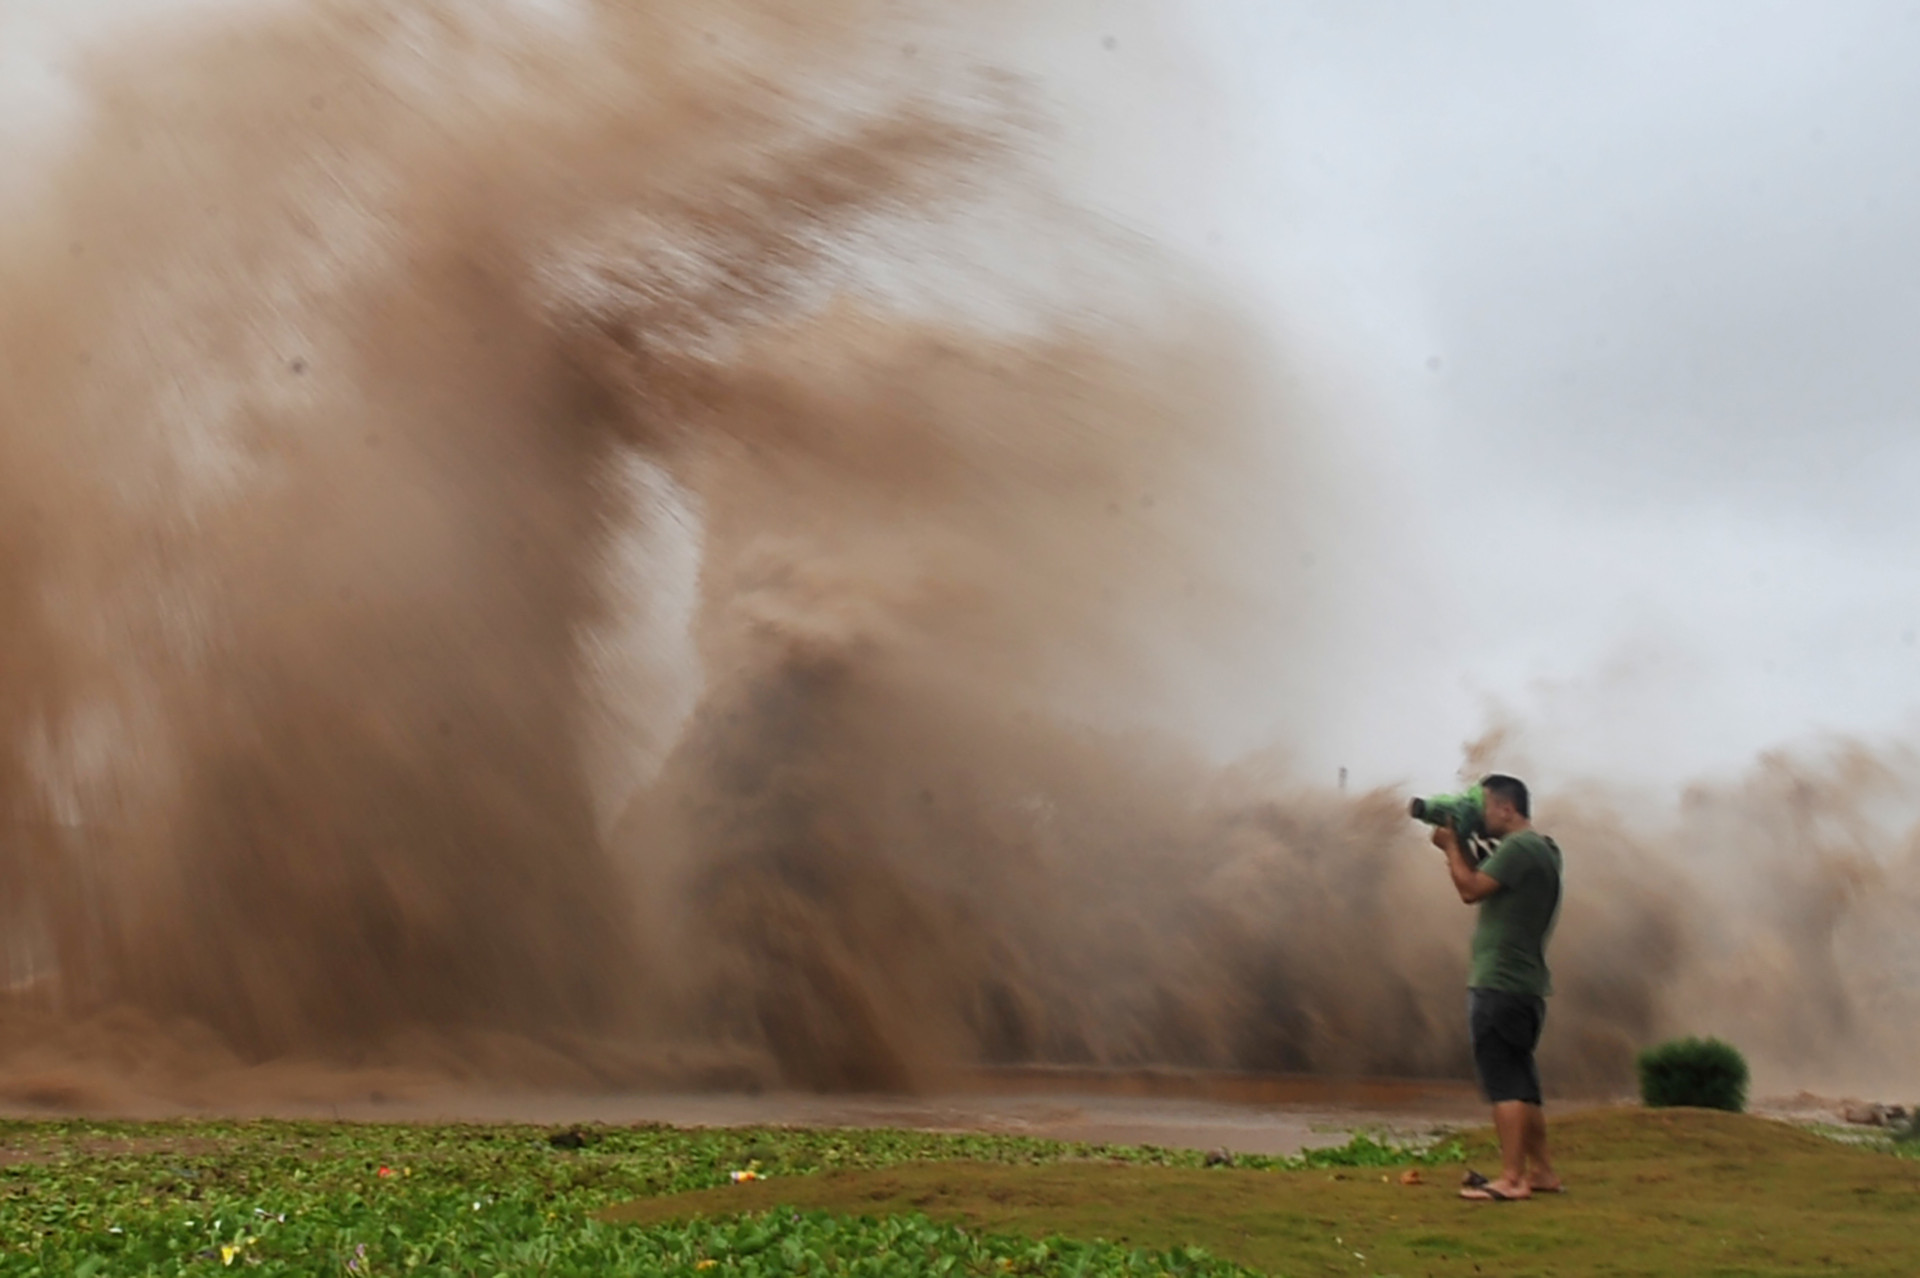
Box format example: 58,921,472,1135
0,1068,1515,1155
0,1063,1884,1156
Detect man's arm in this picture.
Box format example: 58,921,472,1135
1431,826,1504,904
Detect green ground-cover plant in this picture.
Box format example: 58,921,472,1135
0,1117,1438,1275
1635,1035,1750,1111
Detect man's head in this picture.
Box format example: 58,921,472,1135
1480,773,1531,836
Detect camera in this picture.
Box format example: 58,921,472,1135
1409,786,1496,866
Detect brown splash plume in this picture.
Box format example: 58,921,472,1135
0,0,1914,1107
0,0,1003,1079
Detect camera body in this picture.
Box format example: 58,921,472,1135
1409,785,1498,867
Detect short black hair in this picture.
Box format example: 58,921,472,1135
1480,773,1530,818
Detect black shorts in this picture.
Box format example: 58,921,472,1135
1468,987,1546,1105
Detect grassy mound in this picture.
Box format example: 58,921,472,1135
609,1107,1920,1277
0,1106,1913,1274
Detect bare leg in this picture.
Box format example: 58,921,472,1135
1484,1101,1533,1198
1523,1104,1561,1190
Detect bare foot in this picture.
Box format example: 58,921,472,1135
1527,1176,1565,1193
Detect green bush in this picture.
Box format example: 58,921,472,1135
1637,1036,1750,1112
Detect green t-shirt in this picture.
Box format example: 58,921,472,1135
1468,830,1563,997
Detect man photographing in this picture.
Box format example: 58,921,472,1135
1426,773,1564,1202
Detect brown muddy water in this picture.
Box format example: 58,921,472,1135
4,0,1916,1122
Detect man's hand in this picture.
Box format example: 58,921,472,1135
1433,826,1503,904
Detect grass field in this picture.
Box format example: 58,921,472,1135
0,1105,1912,1275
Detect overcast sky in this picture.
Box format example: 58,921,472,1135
1161,2,1920,794
7,0,1918,798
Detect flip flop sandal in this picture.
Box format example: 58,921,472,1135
1459,1184,1520,1201
1461,1169,1490,1189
